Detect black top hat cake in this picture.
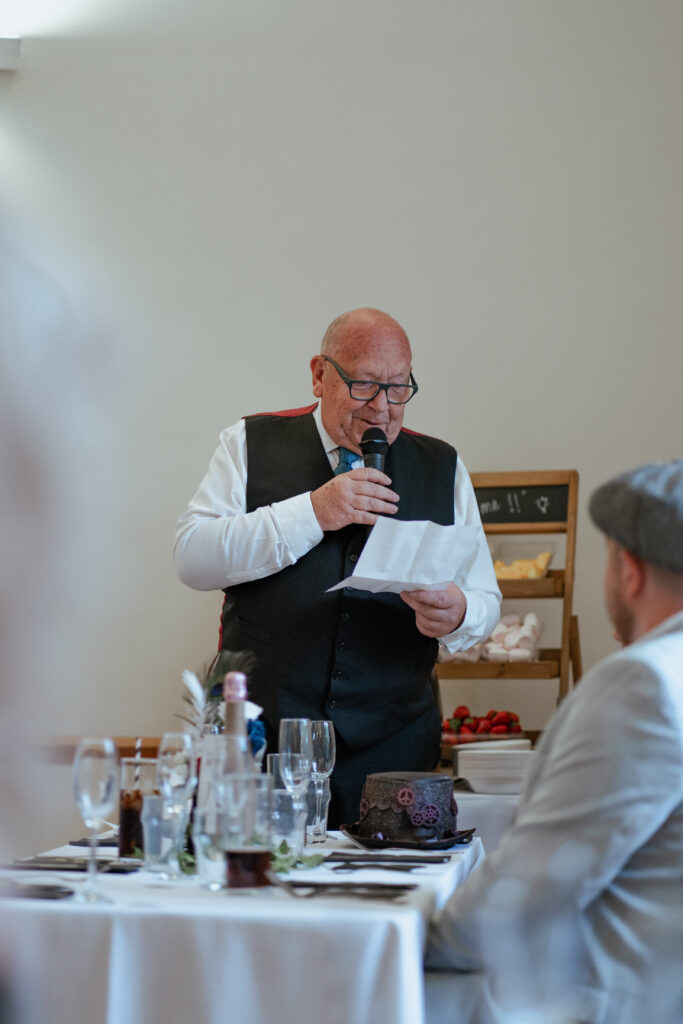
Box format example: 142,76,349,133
355,771,458,843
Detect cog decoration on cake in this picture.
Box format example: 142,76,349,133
422,804,441,824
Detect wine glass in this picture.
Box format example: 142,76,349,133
276,753,309,796
73,737,119,903
310,720,336,780
310,721,336,841
278,719,312,796
156,733,197,873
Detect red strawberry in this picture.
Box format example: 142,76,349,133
509,722,522,734
453,705,470,718
486,709,498,720
505,711,520,722
476,719,491,734
459,725,475,736
491,712,511,727
491,724,509,735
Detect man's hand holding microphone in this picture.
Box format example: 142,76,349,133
311,428,397,531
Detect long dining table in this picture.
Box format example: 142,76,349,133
1,833,484,1024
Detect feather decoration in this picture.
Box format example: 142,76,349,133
182,670,205,711
175,649,259,736
178,670,206,736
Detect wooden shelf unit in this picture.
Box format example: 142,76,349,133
436,470,581,700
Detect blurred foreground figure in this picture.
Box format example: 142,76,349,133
426,461,683,1024
0,223,118,1023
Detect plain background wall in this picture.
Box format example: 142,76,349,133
2,1,682,847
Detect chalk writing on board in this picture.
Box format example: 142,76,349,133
478,498,502,516
507,492,522,515
475,484,569,524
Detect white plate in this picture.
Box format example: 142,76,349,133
459,750,536,769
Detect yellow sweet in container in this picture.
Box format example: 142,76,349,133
494,552,552,580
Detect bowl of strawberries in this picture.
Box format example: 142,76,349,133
441,705,524,746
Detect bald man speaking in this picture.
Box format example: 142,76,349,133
174,308,500,825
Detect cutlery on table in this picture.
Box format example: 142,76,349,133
280,879,417,900
331,862,421,874
324,852,452,865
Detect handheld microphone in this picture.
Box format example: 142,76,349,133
360,427,389,472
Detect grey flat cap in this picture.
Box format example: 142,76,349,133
589,460,683,573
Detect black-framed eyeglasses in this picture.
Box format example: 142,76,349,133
322,355,419,405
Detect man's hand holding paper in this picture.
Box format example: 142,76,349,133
400,582,467,638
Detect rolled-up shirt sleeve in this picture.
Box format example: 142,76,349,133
438,460,501,652
173,419,323,590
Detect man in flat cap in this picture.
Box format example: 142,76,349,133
424,461,683,1024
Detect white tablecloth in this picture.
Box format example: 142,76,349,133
1,835,484,1024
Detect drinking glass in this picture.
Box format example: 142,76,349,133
305,777,332,844
267,754,307,856
218,773,274,889
310,720,336,779
72,737,119,903
308,720,336,842
192,806,227,891
278,718,312,795
278,752,310,797
156,733,197,875
118,757,157,857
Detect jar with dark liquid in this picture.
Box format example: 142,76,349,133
118,757,158,857
219,772,274,889
225,848,273,888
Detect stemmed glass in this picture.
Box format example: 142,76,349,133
311,720,336,779
310,720,336,841
72,737,119,903
156,732,197,873
309,720,335,839
278,719,312,796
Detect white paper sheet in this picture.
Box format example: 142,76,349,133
327,517,483,594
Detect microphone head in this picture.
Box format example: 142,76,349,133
360,427,388,455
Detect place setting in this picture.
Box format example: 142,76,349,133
3,713,482,908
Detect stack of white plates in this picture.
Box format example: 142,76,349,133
458,748,537,794
451,737,531,777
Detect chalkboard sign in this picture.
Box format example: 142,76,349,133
475,484,569,524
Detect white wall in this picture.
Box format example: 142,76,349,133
2,1,682,844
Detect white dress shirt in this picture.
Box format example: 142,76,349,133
173,404,501,652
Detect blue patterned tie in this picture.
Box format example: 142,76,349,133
334,446,359,475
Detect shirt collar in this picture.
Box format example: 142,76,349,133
313,401,339,456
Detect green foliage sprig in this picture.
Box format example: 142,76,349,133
175,841,324,878
270,841,325,874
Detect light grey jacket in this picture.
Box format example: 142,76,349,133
426,610,683,1023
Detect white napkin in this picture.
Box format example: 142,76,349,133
327,517,482,595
